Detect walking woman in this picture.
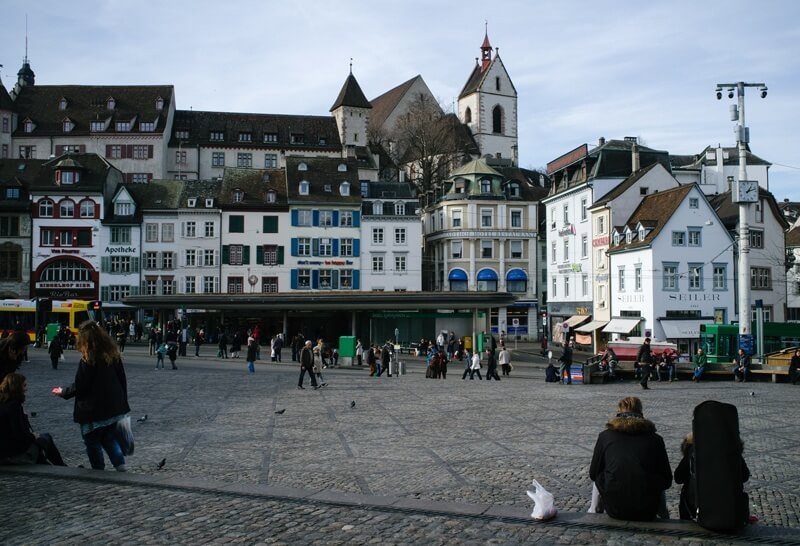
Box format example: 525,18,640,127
54,321,131,472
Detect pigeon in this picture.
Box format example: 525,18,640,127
137,414,148,423
274,409,286,415
750,391,755,396
156,458,166,470
30,411,37,418
350,401,356,409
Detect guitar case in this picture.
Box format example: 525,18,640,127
693,400,749,532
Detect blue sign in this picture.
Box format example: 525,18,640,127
738,334,754,355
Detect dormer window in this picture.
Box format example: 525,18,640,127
626,232,632,243
338,163,347,172
116,121,131,132
319,136,327,145
155,97,164,110
639,228,646,240
210,131,224,141
232,190,244,203
266,189,277,203
107,97,116,110
509,183,520,198
90,120,105,132
297,162,308,171
115,202,132,216
299,180,309,195
395,202,406,215
290,133,305,145
480,178,491,193
454,179,466,193
58,98,68,111
324,184,332,192
613,233,621,245
140,121,155,132
56,170,80,185
263,132,278,143
23,120,34,133
239,132,252,142
205,198,214,208
187,198,197,208
62,119,74,133
175,129,189,139
373,200,383,215
339,181,350,196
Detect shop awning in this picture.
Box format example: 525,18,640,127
477,269,498,281
448,269,468,281
576,320,608,333
660,319,706,339
562,314,590,328
603,318,642,334
506,269,528,281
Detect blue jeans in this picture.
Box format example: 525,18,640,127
83,424,125,470
657,365,674,381
693,366,705,379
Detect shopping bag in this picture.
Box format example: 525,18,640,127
527,479,557,520
114,415,135,456
59,354,65,362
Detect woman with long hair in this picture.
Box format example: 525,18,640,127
0,372,66,466
55,321,131,471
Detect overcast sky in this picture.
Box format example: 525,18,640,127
3,0,799,200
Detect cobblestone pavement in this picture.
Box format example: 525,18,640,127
2,344,800,544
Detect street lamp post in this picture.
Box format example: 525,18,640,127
715,81,768,337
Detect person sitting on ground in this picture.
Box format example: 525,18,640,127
0,372,66,466
692,348,707,382
0,332,31,384
789,349,800,386
589,396,672,521
545,361,560,383
599,345,618,379
733,349,750,383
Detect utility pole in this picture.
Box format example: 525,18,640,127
715,81,768,338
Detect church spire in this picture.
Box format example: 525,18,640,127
17,16,35,87
480,23,493,72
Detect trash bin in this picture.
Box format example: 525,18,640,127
338,336,356,366
46,323,61,344
463,336,472,351
570,365,584,385
476,335,484,353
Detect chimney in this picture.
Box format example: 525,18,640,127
631,144,640,172
598,137,606,146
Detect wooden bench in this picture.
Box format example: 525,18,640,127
749,366,789,383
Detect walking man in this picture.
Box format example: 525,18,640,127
499,346,512,376
637,338,654,390
559,341,574,385
298,340,319,390
485,348,501,381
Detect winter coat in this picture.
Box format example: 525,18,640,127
246,343,257,362
589,412,672,521
636,343,653,365
312,351,323,374
60,357,130,426
0,400,35,458
48,338,64,359
470,353,481,370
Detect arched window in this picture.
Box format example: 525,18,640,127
39,199,54,217
266,189,277,203
79,200,95,218
339,181,350,196
299,180,309,195
298,162,308,171
373,200,383,215
492,105,503,134
59,200,75,218
232,189,244,203
464,107,472,124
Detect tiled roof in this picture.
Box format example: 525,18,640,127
11,85,174,136
285,156,361,205
672,146,771,169
168,110,341,152
369,76,420,131
330,73,372,111
180,179,223,204
458,63,483,99
608,185,694,252
787,225,800,247
0,158,41,211
124,179,186,210
26,153,121,193
450,158,503,178
709,188,789,231
218,167,288,209
494,166,550,201
361,181,419,217
0,81,13,111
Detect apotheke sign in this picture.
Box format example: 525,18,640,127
105,246,138,254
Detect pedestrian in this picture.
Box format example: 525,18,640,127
367,344,377,376
381,342,392,377
179,326,188,357
558,341,574,385
230,331,242,359
599,345,618,379
253,325,261,360
588,396,672,520
374,344,384,377
272,334,283,362
733,349,750,382
485,349,501,381
692,347,707,382
194,328,204,357
469,349,483,380
790,349,800,385
155,342,167,370
499,346,512,376
148,327,157,355
0,373,66,466
297,340,320,390
541,335,549,357
355,339,363,366
636,338,654,390
0,332,31,384
115,324,126,352
312,345,327,386
545,362,560,382
439,349,448,379
48,336,64,370
246,337,257,374
218,331,228,359
54,321,131,472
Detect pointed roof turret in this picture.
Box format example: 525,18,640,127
480,28,493,72
330,72,371,112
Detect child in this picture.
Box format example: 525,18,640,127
155,342,167,370
545,362,559,383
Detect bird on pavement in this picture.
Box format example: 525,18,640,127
137,414,148,423
156,458,166,470
350,401,356,409
274,409,286,414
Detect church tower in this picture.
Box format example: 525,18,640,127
457,30,518,165
330,67,371,158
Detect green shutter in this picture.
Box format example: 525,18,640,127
101,286,109,301
101,256,110,273
222,245,229,265
263,216,278,233
132,257,140,273
277,246,284,264
229,215,244,233
243,246,250,264
256,245,264,265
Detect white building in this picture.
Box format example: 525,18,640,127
100,185,142,320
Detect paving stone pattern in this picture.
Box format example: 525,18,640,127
3,345,800,544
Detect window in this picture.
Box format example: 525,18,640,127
582,274,589,297
618,266,626,291
176,150,187,164
108,285,131,302
297,238,311,256
596,249,604,268
750,230,764,249
452,209,462,228
339,211,353,227
319,210,334,226
688,229,701,246
210,131,224,141
713,264,727,290
115,202,132,216
319,238,333,257
111,227,131,244
183,277,195,294
264,153,278,168
145,223,158,242
160,278,175,295
580,198,587,221
145,279,158,295
140,122,155,132
581,235,588,258
394,202,405,215
511,209,522,228
395,255,407,273
372,256,384,273
175,129,189,140
203,276,216,293
319,270,333,289
688,264,703,290
372,201,383,215
340,239,353,257
689,198,699,209
185,249,196,267
212,152,225,167
145,252,158,270
0,216,20,237
238,132,252,142
263,244,278,265
229,215,244,233
492,105,503,134
39,199,54,217
480,179,491,193
266,190,276,203
663,263,678,290
564,275,570,297
551,242,556,263
229,245,243,265
1,116,9,133
451,241,462,259
481,240,493,258
0,249,20,281
116,121,132,132
751,267,772,289
297,269,311,289
203,250,215,266
508,182,520,198
184,221,196,238
551,276,557,297
481,209,493,228
299,181,309,195
237,153,252,168
263,132,278,143
340,270,353,289
59,200,75,218
161,223,174,242
23,120,34,133
161,252,174,270
372,228,384,244
227,276,244,294
19,145,36,159
1,144,7,158
510,240,523,259
672,232,686,246
132,146,149,159
204,222,215,237
262,277,278,293
495,77,501,91
395,228,406,245
597,216,606,234
131,173,150,184
290,133,305,144
563,204,569,224
635,266,642,291
563,239,569,261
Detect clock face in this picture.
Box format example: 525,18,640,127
737,181,759,202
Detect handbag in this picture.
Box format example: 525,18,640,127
114,415,135,456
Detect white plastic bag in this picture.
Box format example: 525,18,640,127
527,479,557,520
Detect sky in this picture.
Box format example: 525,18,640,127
3,0,799,200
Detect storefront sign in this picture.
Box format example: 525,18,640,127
558,224,575,236
668,293,721,301
36,281,94,289
105,246,138,254
593,236,609,247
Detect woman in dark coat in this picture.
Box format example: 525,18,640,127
55,321,131,471
48,337,64,370
589,396,672,521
